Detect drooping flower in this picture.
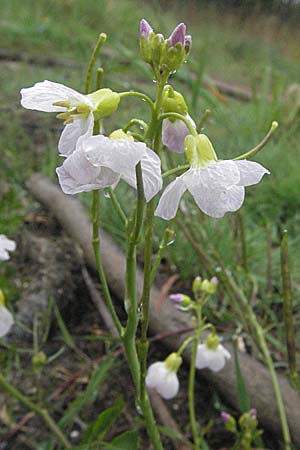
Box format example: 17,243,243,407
146,353,182,400
20,81,120,156
155,134,270,220
56,131,162,201
162,115,196,153
196,333,231,372
0,289,14,338
0,235,16,261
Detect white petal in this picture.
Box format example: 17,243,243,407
233,160,270,187
0,235,16,261
0,305,14,338
58,113,94,157
20,80,91,112
162,115,195,153
56,146,119,194
146,362,166,388
85,136,162,201
195,344,210,369
140,149,162,201
184,167,245,218
155,176,187,220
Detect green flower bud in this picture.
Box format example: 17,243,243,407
87,88,120,120
165,352,182,372
185,134,218,168
201,277,218,294
221,411,237,433
151,33,165,67
192,276,202,298
162,86,188,116
32,351,47,367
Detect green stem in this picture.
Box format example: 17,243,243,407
0,372,71,448
162,164,189,179
92,190,123,336
123,118,148,133
225,271,291,450
189,306,202,450
85,33,107,94
177,336,194,356
119,91,154,112
234,121,278,160
198,108,211,130
150,225,174,285
160,112,198,136
107,187,128,227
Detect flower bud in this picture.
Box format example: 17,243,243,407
87,88,120,120
168,23,186,47
162,86,188,116
151,33,165,67
139,19,154,63
169,293,192,311
192,276,202,298
221,411,237,433
201,277,218,294
161,22,189,72
184,35,192,56
32,351,47,367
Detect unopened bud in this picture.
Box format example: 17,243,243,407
221,411,237,432
140,19,154,63
88,88,120,120
32,351,47,367
168,23,186,47
192,276,202,298
162,86,188,116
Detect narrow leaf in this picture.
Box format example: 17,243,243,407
104,430,139,450
233,338,250,413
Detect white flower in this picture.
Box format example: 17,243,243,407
0,235,16,261
196,343,231,372
146,361,179,399
57,134,162,201
0,305,14,338
155,159,269,220
162,115,195,153
20,81,119,157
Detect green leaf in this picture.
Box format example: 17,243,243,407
82,397,124,443
104,430,140,450
37,440,53,450
233,339,250,413
59,357,114,429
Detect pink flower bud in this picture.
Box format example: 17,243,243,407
169,293,183,303
221,411,230,423
140,19,153,39
168,23,186,47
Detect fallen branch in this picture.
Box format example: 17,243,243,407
26,173,300,446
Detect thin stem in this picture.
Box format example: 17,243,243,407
119,91,154,112
198,108,211,130
162,164,189,179
234,121,278,160
160,112,198,136
92,190,123,336
177,336,194,356
0,373,71,448
150,225,174,285
96,67,104,90
189,306,202,450
85,33,107,94
123,118,148,133
225,271,291,450
107,187,128,227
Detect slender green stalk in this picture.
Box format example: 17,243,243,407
85,33,107,94
162,164,189,179
198,108,211,130
189,306,202,450
0,373,71,448
123,118,148,133
119,91,154,112
150,225,174,285
107,187,128,227
225,271,291,450
160,112,198,136
280,230,300,390
92,190,123,336
96,67,104,90
177,336,194,356
234,121,278,160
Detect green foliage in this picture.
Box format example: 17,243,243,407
233,339,250,413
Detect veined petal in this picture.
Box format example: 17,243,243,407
58,113,94,157
0,305,14,338
140,148,162,201
56,146,119,194
183,166,244,218
85,136,162,201
20,80,92,112
146,362,179,400
233,160,270,187
155,176,187,220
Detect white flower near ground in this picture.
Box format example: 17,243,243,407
146,361,179,399
57,134,162,200
0,235,16,261
196,343,231,372
0,304,14,338
155,159,269,220
20,81,119,157
162,115,196,153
